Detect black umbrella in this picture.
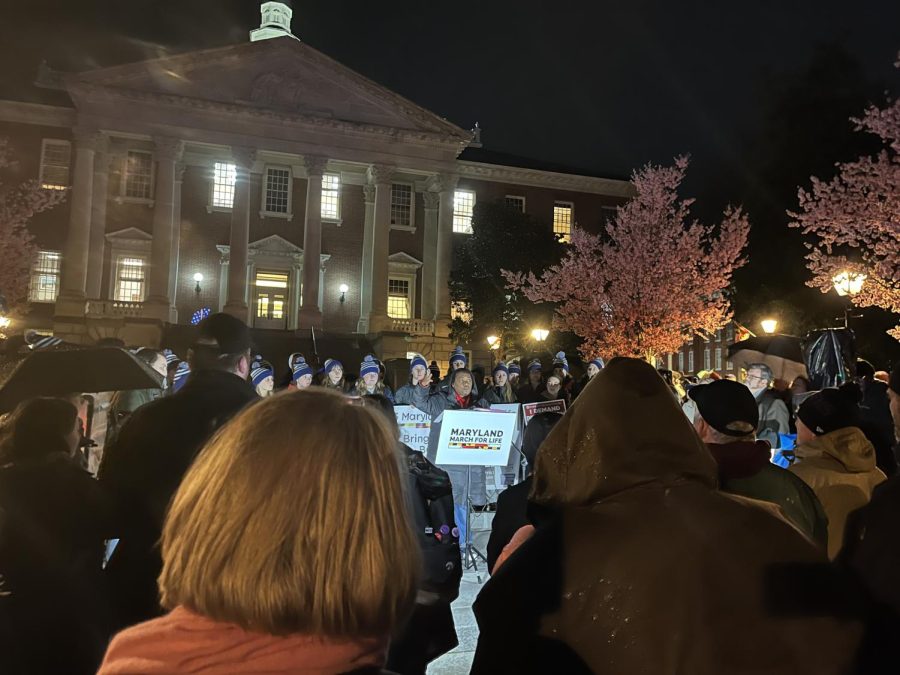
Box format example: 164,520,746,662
0,347,163,413
727,334,807,383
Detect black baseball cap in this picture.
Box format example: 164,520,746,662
689,379,759,437
797,386,859,435
193,313,251,355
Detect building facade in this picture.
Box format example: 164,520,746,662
1,3,632,368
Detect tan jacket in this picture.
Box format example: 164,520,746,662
791,426,886,559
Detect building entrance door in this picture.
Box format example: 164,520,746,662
254,270,289,330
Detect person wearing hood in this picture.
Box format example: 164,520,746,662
354,355,395,402
516,359,545,404
483,362,517,404
486,412,562,573
471,358,863,675
790,387,886,559
99,390,418,675
250,360,275,398
411,366,490,547
290,357,314,390
395,353,431,405
690,379,828,548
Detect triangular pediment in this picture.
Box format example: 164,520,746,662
388,252,423,269
69,39,468,140
249,234,302,254
106,227,152,242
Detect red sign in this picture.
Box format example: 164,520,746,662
522,399,567,424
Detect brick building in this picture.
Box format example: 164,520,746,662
0,2,631,369
662,320,753,378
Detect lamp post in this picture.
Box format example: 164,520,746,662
831,271,866,328
760,319,778,335
531,328,549,343
486,334,500,369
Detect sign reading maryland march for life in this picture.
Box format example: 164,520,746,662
434,409,518,466
393,406,431,453
522,399,567,425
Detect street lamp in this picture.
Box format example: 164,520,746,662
339,283,349,303
531,328,549,343
760,319,778,335
193,272,204,295
486,335,501,350
831,271,866,328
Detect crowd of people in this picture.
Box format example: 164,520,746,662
0,311,899,674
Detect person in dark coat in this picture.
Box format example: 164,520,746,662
472,358,864,675
411,366,490,546
363,395,461,675
0,397,115,675
516,358,545,404
689,379,829,548
573,358,604,398
486,412,562,573
855,359,897,477
98,313,258,631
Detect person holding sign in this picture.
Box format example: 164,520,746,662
516,359,545,404
484,362,518,404
541,374,571,407
412,367,491,546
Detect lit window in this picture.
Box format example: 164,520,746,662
211,162,237,209
255,271,288,322
715,347,723,370
28,250,61,302
114,256,146,302
678,352,684,372
321,173,341,220
123,151,154,200
451,300,473,324
553,201,573,242
263,166,291,214
38,140,70,190
505,195,525,212
387,278,411,319
688,351,694,372
703,348,711,371
726,359,734,371
453,190,475,234
715,328,723,342
391,183,413,228
667,354,673,370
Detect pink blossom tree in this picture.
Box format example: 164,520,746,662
504,157,750,363
0,138,66,315
789,58,900,339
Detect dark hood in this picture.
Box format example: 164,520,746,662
531,357,717,506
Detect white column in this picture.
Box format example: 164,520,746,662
85,147,111,300
167,162,185,321
356,183,376,333
299,155,327,329
421,190,439,323
367,164,395,333
223,147,256,322
145,137,184,321
58,128,105,313
430,174,457,336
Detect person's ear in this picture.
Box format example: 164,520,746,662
237,354,251,379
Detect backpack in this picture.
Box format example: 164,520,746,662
403,446,462,602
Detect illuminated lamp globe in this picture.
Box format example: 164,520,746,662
760,319,778,335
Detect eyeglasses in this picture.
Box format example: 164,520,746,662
745,375,766,384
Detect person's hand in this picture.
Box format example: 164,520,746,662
420,369,433,388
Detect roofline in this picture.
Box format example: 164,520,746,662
0,100,75,127
456,160,635,198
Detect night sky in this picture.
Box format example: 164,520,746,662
1,0,898,359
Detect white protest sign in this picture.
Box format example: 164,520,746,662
522,399,567,424
434,408,518,466
394,405,431,453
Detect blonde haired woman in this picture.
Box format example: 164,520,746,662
99,389,419,674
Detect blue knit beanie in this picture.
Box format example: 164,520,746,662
172,361,191,392
449,346,467,368
163,348,180,365
30,335,62,350
508,362,522,376
493,361,509,376
323,358,343,375
292,357,313,381
527,358,542,373
288,352,305,369
250,361,274,387
360,355,380,378
553,351,569,371
409,353,428,372
589,358,605,371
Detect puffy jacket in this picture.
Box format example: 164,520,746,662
790,426,886,559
